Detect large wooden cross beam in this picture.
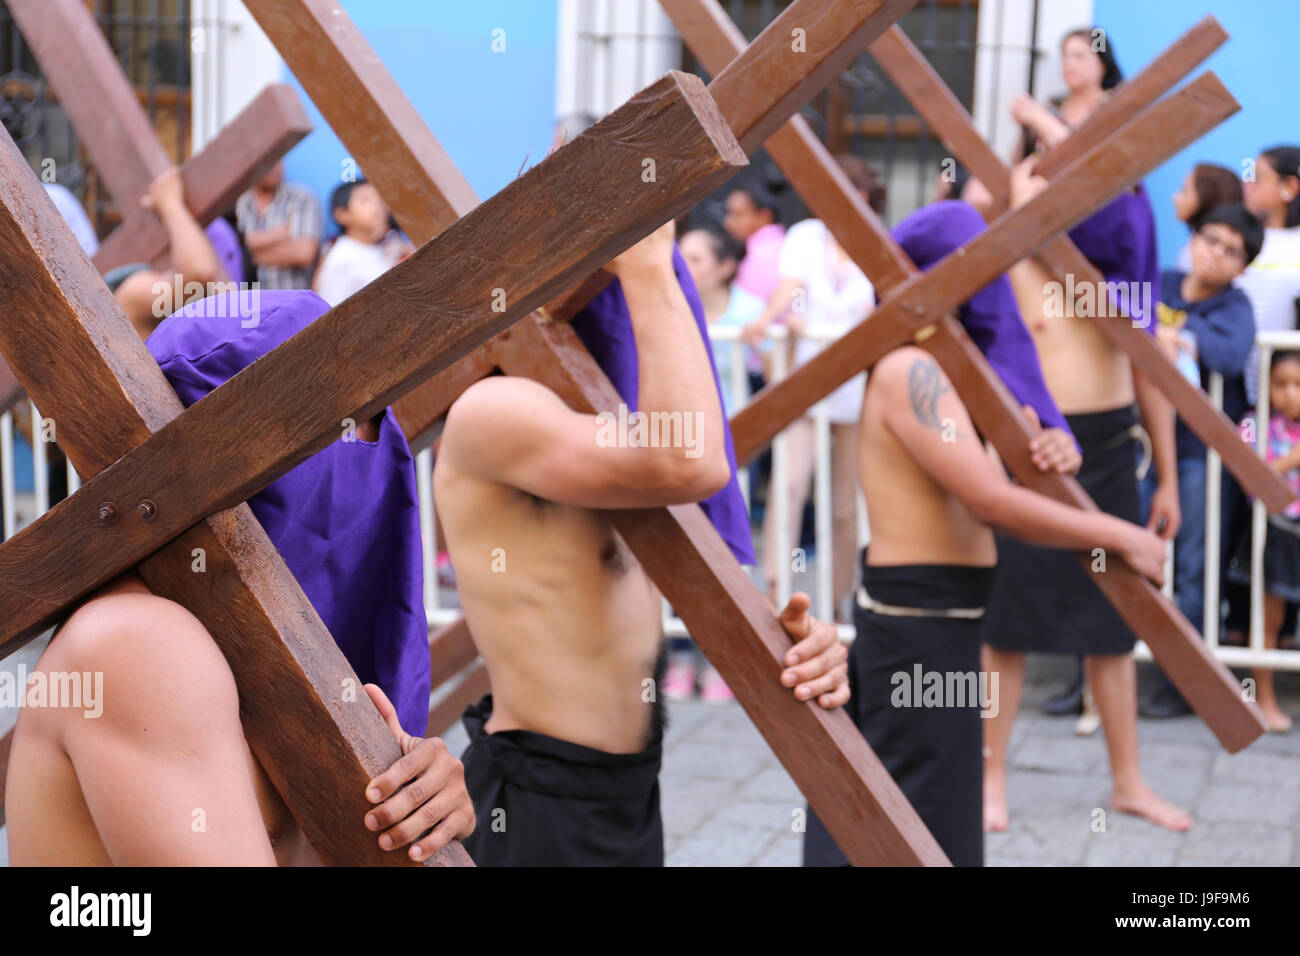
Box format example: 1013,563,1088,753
866,18,1293,513
0,66,743,867
244,0,968,866
663,0,1267,752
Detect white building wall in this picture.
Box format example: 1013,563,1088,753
555,0,679,124
190,0,284,151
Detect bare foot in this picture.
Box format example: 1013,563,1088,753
983,760,1008,832
1259,704,1292,733
1113,784,1193,831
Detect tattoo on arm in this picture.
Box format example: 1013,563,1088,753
907,356,966,439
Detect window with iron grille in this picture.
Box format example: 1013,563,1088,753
0,0,191,238
680,0,993,228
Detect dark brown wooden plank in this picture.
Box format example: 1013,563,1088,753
867,25,1293,512
1035,16,1228,180
394,348,497,454
428,617,479,692
426,662,491,739
0,70,747,650
0,128,466,866
488,314,948,864
92,84,312,273
9,0,170,209
0,358,21,414
729,73,1240,464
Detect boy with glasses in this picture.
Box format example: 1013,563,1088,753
1141,202,1263,717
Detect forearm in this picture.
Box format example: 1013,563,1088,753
1183,313,1253,376
751,278,800,334
1135,370,1177,485
158,201,222,286
253,236,319,268
245,225,288,254
1272,446,1300,474
1029,111,1071,151
626,264,726,464
984,482,1133,554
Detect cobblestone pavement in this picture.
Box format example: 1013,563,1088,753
6,627,1300,867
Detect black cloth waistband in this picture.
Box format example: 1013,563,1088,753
1064,403,1140,453
859,553,996,611
460,695,662,801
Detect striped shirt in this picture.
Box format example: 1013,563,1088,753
235,181,323,290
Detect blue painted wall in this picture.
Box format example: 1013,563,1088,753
281,0,558,236
1091,1,1300,269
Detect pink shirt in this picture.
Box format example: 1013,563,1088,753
735,223,786,301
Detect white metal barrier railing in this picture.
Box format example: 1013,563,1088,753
8,327,1298,667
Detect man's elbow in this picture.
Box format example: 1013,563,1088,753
652,450,731,503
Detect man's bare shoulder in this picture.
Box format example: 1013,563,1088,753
448,375,559,415
870,346,944,396
439,375,570,480
47,589,226,682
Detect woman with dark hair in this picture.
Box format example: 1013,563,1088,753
1013,26,1123,160
1172,163,1244,269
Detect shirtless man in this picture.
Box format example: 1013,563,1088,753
7,288,469,864
981,159,1193,834
803,200,1166,866
6,570,472,866
435,223,851,866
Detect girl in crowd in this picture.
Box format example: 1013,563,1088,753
1240,146,1300,402
1223,146,1300,652
1172,163,1243,270
1228,351,1300,732
743,154,885,621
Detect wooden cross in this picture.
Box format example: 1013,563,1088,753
865,18,1294,513
0,60,745,870
165,0,950,868
247,0,1255,865
665,0,1267,751
0,0,313,410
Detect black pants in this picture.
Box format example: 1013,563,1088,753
460,695,664,866
983,404,1140,655
803,560,994,867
